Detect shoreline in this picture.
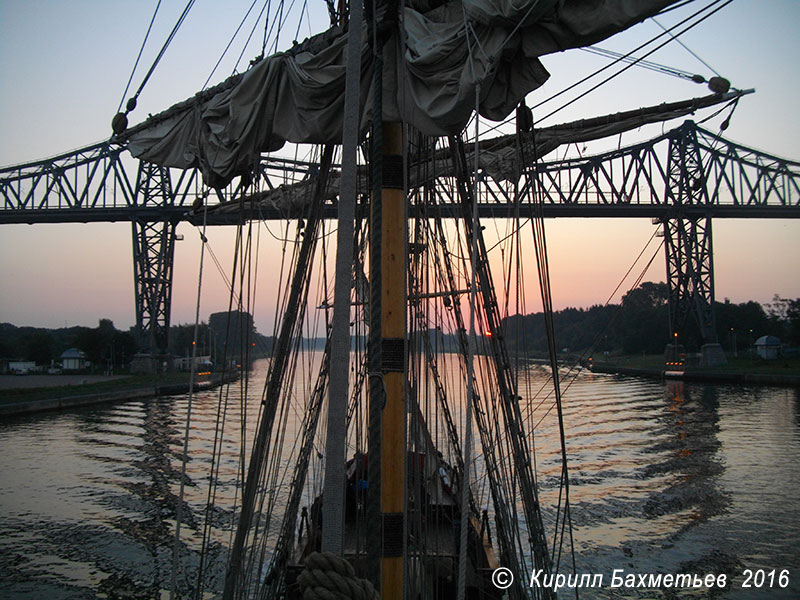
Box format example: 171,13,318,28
589,363,800,387
0,373,238,418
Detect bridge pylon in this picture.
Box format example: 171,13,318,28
661,122,726,366
131,162,177,364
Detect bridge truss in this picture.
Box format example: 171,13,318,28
2,120,799,355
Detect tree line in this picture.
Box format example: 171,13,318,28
0,318,138,371
2,287,798,369
0,310,274,371
501,282,799,356
169,311,274,361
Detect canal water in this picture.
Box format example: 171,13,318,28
0,360,798,599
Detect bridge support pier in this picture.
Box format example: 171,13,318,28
131,162,177,359
662,123,726,366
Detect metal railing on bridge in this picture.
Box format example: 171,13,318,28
2,119,798,355
2,121,799,225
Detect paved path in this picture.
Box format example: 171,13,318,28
0,374,127,390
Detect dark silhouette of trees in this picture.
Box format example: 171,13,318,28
75,319,137,370
0,320,135,369
503,283,794,356
24,331,54,365
503,304,621,356
715,299,774,351
618,282,670,354
168,322,210,358
788,299,800,346
763,295,800,346
1,289,795,369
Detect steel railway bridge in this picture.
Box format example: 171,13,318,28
2,119,799,358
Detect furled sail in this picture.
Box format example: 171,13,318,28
119,0,676,187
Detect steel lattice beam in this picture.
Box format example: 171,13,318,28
2,121,799,353
131,163,177,354
0,143,316,223
662,125,717,344
2,121,799,225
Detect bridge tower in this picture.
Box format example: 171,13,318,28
131,161,177,367
661,122,726,366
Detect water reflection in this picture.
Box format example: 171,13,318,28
566,378,800,599
1,368,798,598
640,382,727,526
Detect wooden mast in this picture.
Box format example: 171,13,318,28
365,0,406,595
377,120,406,600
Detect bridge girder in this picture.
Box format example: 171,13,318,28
2,121,799,224
132,162,177,355
2,121,799,354
662,124,717,346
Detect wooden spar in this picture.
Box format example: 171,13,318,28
320,0,363,556
377,120,406,600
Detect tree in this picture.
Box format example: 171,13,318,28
619,282,670,353
786,298,800,346
24,331,53,365
621,281,669,311
113,330,138,368
715,300,774,349
76,319,120,369
168,322,211,357
209,311,256,360
763,295,800,345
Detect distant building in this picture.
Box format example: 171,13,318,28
174,355,212,372
61,348,87,371
8,360,36,374
754,335,781,360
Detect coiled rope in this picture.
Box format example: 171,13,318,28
297,552,380,600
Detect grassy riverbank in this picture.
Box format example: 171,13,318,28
591,353,800,375
588,353,799,387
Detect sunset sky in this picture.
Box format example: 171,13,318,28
1,1,798,336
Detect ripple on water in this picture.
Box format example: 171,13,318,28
1,363,798,598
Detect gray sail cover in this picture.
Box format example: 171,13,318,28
124,0,676,186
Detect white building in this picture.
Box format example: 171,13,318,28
754,335,781,360
8,360,36,374
173,355,212,372
61,348,87,371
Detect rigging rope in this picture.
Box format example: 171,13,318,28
652,16,722,77
223,145,335,599
530,237,665,432
457,109,478,600
535,0,734,123
519,101,579,590
126,0,196,113
203,0,262,89
196,210,246,598
298,552,380,600
475,0,733,141
170,193,208,600
233,0,274,76
261,0,274,55
457,11,481,596
293,0,310,44
580,46,706,82
449,132,551,598
117,0,162,113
